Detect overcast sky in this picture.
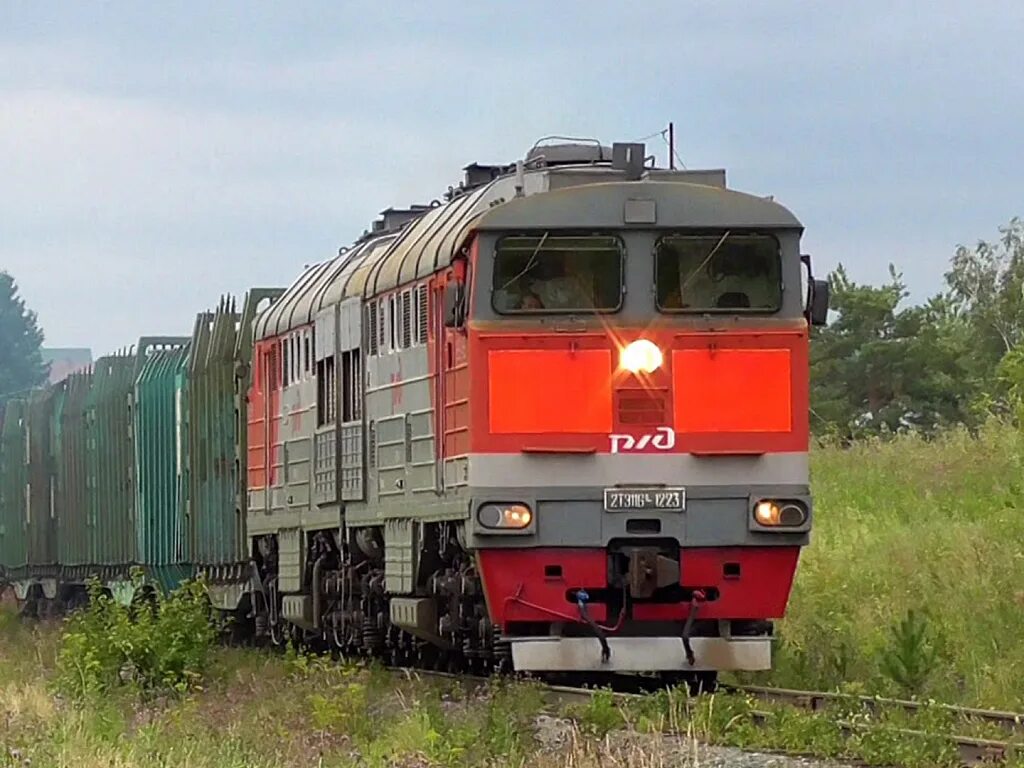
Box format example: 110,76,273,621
3,2,1023,353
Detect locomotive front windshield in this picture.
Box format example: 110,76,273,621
656,233,782,312
492,234,623,313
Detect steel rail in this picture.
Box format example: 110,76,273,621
728,683,1024,733
387,667,1018,766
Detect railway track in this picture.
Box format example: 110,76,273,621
726,684,1024,730
723,684,1019,766
391,667,1021,766
12,600,1018,766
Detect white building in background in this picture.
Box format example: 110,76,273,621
41,348,92,383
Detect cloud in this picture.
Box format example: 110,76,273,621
0,79,587,350
2,91,418,220
1,1,1023,351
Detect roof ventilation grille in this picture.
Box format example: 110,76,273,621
525,138,612,168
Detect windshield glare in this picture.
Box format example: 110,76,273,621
492,234,623,313
656,234,782,312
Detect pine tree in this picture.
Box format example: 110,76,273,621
0,271,48,398
810,264,972,437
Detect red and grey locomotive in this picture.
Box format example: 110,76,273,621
243,138,829,686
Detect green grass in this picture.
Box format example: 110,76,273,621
0,616,554,768
4,421,1024,763
759,419,1024,709
3,609,1024,767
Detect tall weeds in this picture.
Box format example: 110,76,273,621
763,420,1024,708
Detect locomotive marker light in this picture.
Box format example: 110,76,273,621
620,338,663,374
477,502,534,530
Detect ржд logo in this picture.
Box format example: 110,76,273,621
609,426,676,454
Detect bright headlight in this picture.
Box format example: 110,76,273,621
621,339,663,374
754,501,781,525
753,500,808,527
477,503,533,530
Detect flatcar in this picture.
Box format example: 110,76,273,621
0,295,282,615
0,136,829,690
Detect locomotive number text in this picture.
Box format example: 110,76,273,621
603,487,686,512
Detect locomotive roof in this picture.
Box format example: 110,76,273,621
254,147,802,341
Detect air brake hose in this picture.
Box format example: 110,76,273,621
682,589,707,666
576,590,611,663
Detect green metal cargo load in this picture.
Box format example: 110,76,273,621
133,339,191,593
84,351,137,582
57,370,92,573
0,390,61,607
0,399,28,580
3,288,283,611
26,389,57,574
186,289,282,611
187,299,244,570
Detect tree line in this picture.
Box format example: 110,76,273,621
0,272,47,402
3,216,1023,436
812,217,1024,438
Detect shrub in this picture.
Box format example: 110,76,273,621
54,573,216,699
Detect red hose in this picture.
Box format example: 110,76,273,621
503,584,627,633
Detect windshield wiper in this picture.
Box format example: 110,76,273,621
677,230,731,295
498,231,550,292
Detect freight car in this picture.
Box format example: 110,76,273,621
0,136,829,691
0,292,283,617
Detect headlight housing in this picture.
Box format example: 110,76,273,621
620,339,663,374
477,502,534,531
752,499,809,529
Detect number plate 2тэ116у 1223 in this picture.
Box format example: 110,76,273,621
603,488,686,512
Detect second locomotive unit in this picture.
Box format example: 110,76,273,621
243,138,830,687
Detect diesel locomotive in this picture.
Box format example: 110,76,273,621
0,137,829,688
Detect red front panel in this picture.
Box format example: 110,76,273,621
478,548,609,624
673,349,792,433
633,547,799,621
477,546,801,628
667,331,808,454
469,327,809,455
488,349,613,434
